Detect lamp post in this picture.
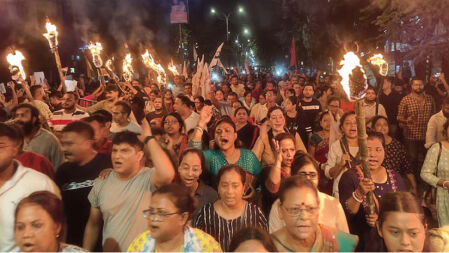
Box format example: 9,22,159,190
210,6,245,41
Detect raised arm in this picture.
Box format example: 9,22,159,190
141,118,175,188
189,105,212,149
265,142,282,193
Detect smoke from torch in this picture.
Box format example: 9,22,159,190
122,53,134,82
88,42,103,68
368,54,388,76
7,50,26,81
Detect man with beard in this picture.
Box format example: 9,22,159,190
426,96,449,148
85,84,120,114
48,92,89,133
397,78,436,181
12,104,64,169
361,86,387,125
379,77,404,137
56,121,112,250
0,123,60,252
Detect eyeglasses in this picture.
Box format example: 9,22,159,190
143,209,180,221
164,120,179,125
281,205,318,217
297,171,318,179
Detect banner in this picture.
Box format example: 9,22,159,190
170,0,188,24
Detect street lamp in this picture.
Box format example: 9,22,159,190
238,6,244,13
243,28,250,35
209,6,246,41
210,8,216,14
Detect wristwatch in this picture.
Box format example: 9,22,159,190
143,135,155,145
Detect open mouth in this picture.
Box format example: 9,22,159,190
219,137,229,145
22,242,35,251
113,161,123,167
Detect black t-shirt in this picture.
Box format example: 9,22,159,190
145,111,165,123
55,153,112,249
299,98,322,133
379,90,403,124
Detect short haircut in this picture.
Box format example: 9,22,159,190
227,92,238,98
229,227,277,252
63,91,79,101
162,112,185,133
0,123,24,147
92,109,112,122
371,115,389,130
234,106,249,117
83,114,109,126
15,191,65,226
105,84,120,92
275,132,295,146
194,96,204,103
303,83,315,91
30,85,43,98
179,148,206,174
410,77,424,84
49,90,62,99
176,94,192,107
62,121,95,140
278,175,319,203
367,130,385,147
183,83,192,88
114,101,132,116
11,103,41,127
112,131,144,150
327,96,340,105
267,106,286,119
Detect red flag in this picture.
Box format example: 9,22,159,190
290,37,297,68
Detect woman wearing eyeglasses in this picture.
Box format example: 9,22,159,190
161,112,188,159
268,151,349,233
127,183,222,252
270,176,358,252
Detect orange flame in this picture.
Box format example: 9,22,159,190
168,60,179,76
122,53,134,82
337,52,367,100
43,19,58,48
141,50,166,84
105,57,114,72
368,54,388,76
88,42,103,68
7,50,26,80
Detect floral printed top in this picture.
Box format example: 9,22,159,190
383,138,413,175
127,227,222,252
338,166,405,251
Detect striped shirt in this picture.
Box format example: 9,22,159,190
48,109,89,132
193,201,268,251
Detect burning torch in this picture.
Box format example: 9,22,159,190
368,54,388,77
168,60,180,76
141,50,167,87
43,18,65,86
122,53,134,82
337,47,375,215
6,50,26,82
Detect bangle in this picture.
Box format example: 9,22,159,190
443,181,449,190
352,191,363,203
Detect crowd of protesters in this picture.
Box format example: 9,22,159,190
1,65,449,252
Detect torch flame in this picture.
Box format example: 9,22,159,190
168,60,179,76
88,42,103,68
122,53,134,82
141,50,167,85
43,19,58,48
337,52,367,100
368,54,388,76
105,57,114,72
7,50,26,81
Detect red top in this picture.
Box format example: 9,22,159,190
18,151,55,179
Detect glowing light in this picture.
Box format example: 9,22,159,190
368,54,388,76
105,57,114,72
211,72,220,82
211,8,216,14
141,50,166,84
238,7,244,13
122,53,134,82
43,19,58,49
88,42,103,68
337,52,367,100
168,60,179,76
6,50,26,81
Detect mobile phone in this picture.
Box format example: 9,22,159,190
70,68,75,73
396,65,400,72
435,73,441,77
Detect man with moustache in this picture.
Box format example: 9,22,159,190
11,103,64,169
426,97,449,148
397,78,436,180
55,121,112,249
48,92,89,134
